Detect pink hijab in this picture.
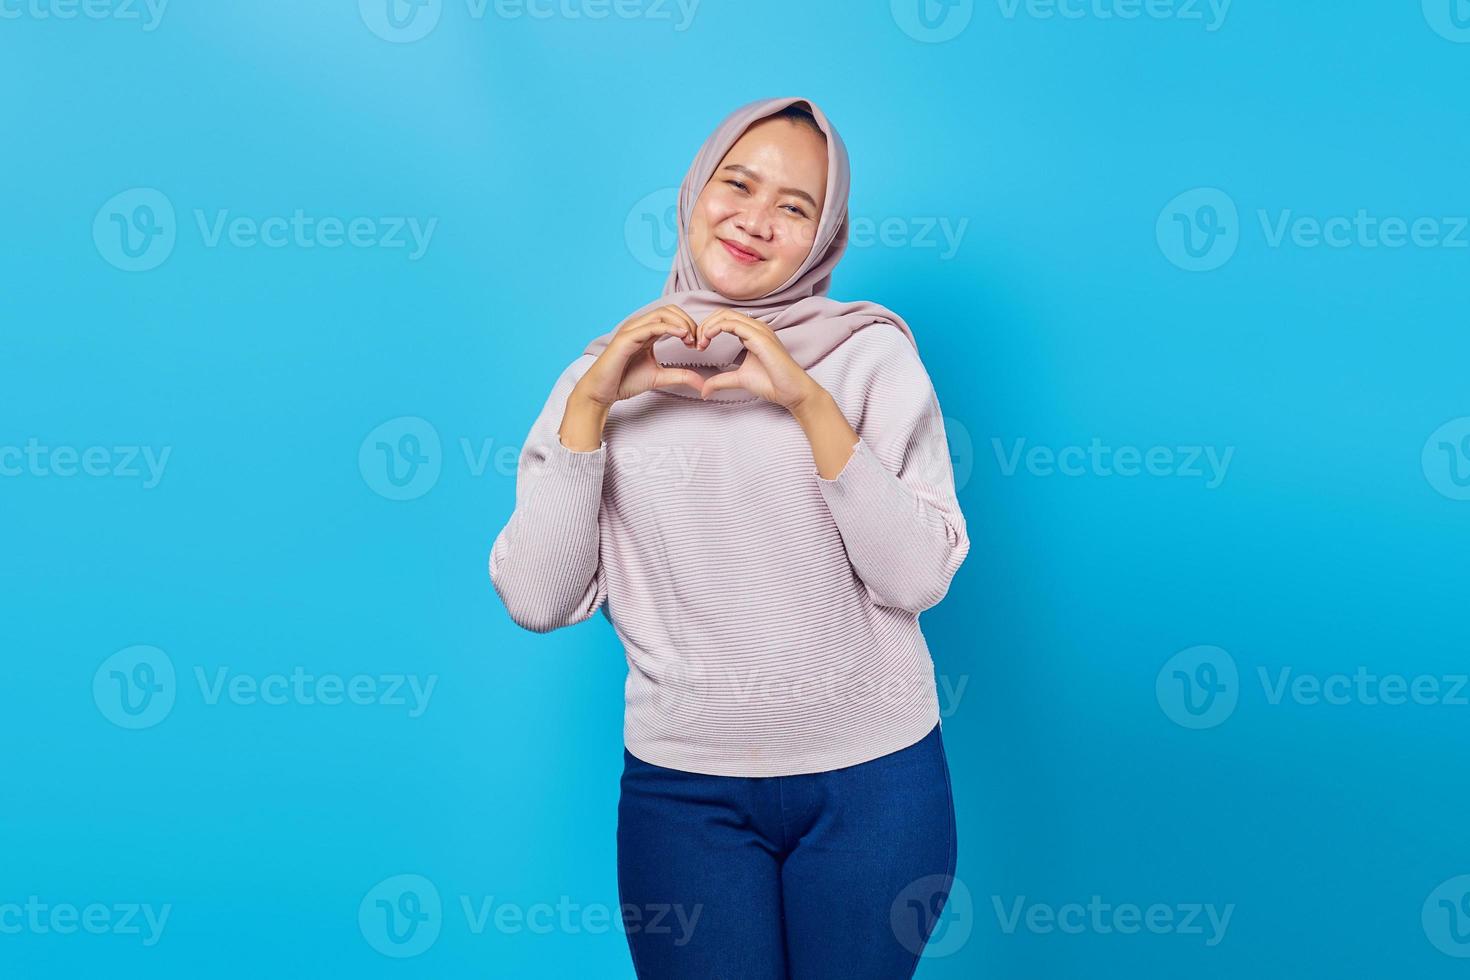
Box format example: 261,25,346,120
583,96,919,402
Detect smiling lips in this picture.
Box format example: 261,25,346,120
719,238,764,264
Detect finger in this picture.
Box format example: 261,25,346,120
699,370,749,399
661,304,699,339
700,313,772,355
617,314,692,352
647,305,698,348
692,309,718,349
619,309,689,340
697,310,744,349
699,312,770,346
700,309,775,350
696,308,748,348
650,367,706,393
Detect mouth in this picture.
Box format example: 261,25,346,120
718,238,764,265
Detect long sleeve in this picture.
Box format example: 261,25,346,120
488,355,609,633
814,332,970,614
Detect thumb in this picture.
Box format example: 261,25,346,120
651,367,705,392
699,370,747,399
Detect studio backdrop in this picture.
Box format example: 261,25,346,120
3,1,1468,977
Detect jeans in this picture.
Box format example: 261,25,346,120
616,722,958,979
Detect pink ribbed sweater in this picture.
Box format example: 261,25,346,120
489,324,970,777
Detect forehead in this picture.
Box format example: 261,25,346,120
717,118,828,188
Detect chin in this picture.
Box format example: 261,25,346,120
712,282,764,301
699,259,777,301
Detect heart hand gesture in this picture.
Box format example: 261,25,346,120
573,305,706,408
696,309,824,411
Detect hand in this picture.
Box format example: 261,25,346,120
695,309,825,411
572,305,705,408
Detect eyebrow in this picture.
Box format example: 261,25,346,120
720,164,820,211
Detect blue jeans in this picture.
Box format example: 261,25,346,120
616,722,958,979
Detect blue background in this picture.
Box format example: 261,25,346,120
4,0,1469,976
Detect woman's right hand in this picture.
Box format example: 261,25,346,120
559,306,705,450
576,305,707,406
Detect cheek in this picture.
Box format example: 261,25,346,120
771,231,814,271
689,196,723,244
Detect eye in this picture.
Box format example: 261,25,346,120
724,179,809,218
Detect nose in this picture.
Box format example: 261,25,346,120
732,204,776,242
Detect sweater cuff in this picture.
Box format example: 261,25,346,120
545,433,607,482
554,437,605,454
815,435,890,501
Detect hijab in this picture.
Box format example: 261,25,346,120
582,96,920,403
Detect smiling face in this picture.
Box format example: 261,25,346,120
687,115,829,301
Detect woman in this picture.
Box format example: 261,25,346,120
489,96,969,978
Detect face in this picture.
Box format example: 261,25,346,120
687,116,829,301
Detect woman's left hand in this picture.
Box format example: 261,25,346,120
696,309,824,411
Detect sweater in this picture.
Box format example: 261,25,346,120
488,323,970,777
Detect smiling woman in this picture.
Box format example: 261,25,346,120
687,105,830,299
488,96,968,979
